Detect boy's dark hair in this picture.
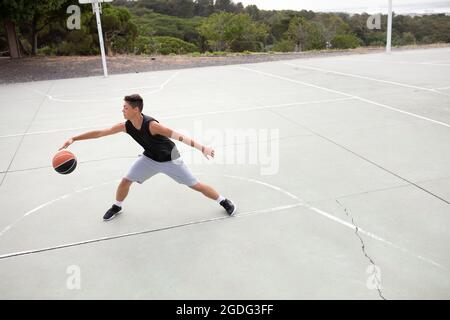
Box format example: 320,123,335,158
124,94,144,112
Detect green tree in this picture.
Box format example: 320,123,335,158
198,12,268,52
265,12,292,44
318,14,350,43
286,16,326,51
1,0,68,56
101,5,138,55
197,11,233,50
214,0,233,12
244,5,260,20
194,0,214,17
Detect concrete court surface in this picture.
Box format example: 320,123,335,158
0,47,449,300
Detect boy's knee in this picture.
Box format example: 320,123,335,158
120,178,133,187
189,182,202,190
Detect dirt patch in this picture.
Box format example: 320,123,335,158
0,44,449,84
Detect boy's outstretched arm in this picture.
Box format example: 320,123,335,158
149,121,215,159
59,123,125,150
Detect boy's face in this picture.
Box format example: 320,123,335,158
122,101,139,120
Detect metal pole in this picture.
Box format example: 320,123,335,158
386,0,392,53
93,0,108,76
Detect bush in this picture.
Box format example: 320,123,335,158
152,36,198,54
230,40,261,52
368,41,385,47
134,36,198,55
53,30,96,55
37,45,55,55
272,39,295,52
331,34,361,49
134,35,152,54
403,32,416,44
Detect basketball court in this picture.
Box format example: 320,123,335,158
0,46,449,299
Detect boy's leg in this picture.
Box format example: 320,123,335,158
189,182,236,216
104,178,133,221
116,178,133,202
189,182,219,200
162,158,237,216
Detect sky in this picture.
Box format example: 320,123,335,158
237,0,450,14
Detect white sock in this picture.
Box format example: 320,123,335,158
215,195,225,204
115,201,123,207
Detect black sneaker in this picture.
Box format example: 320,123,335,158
103,204,122,221
220,199,236,216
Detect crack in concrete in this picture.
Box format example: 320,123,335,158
336,199,387,300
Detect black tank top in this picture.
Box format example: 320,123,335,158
125,114,180,162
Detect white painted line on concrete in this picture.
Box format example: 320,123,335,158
434,86,450,90
0,173,444,270
0,97,354,139
283,62,449,96
26,72,179,103
0,203,304,260
237,66,450,128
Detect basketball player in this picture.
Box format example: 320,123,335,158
60,94,236,221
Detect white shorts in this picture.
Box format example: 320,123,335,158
125,154,199,187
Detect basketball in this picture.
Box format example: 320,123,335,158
52,149,77,174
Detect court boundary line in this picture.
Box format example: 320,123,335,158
283,62,449,96
333,58,450,67
0,174,445,271
236,66,450,128
269,108,450,206
26,72,179,103
0,83,55,188
0,97,354,139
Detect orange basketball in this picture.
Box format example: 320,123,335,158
52,150,77,174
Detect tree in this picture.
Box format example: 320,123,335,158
225,13,268,51
101,5,138,55
318,14,350,43
286,16,309,51
214,0,233,13
286,16,325,51
198,11,232,50
0,0,26,58
21,0,68,55
194,0,214,16
235,2,245,14
266,12,293,43
198,12,268,52
168,0,195,18
245,5,260,20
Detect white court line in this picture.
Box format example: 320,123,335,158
49,84,161,98
0,203,305,260
0,173,444,270
344,58,450,67
420,59,450,64
162,97,354,120
0,97,354,139
434,86,450,90
283,62,449,96
0,179,120,237
211,174,447,270
27,72,179,103
237,66,450,129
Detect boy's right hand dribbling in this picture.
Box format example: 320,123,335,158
59,138,74,150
